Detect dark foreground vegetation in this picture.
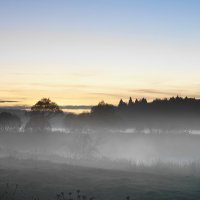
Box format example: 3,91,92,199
0,158,200,200
0,183,95,200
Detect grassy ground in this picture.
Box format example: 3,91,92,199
0,158,200,200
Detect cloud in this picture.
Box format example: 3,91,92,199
27,83,89,89
0,100,20,103
0,106,28,111
130,89,181,97
89,92,128,99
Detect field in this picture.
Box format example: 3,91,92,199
1,132,200,199
0,158,200,200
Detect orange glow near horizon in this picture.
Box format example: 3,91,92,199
1,1,200,107
1,64,200,108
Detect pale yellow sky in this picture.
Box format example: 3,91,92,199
1,1,200,108
1,68,200,107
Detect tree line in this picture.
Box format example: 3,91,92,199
1,96,200,133
67,96,200,131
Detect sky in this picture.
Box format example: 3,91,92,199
1,0,200,110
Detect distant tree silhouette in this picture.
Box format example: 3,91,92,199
0,112,21,132
90,101,116,127
25,115,51,131
140,98,147,104
64,112,91,132
135,98,139,104
91,101,116,117
13,96,200,133
25,98,62,131
118,99,127,109
81,96,200,131
31,98,62,113
128,97,134,107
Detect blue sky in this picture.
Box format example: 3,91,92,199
0,0,200,107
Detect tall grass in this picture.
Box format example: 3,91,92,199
0,183,134,200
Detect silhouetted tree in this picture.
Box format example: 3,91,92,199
140,98,147,104
0,112,21,132
128,97,134,107
25,98,63,131
31,98,62,113
91,101,115,115
118,99,127,110
64,112,91,133
90,101,116,127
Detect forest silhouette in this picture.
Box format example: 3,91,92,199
66,96,200,131
0,96,200,133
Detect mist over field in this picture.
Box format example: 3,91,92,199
1,97,200,200
1,129,200,200
1,131,200,167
